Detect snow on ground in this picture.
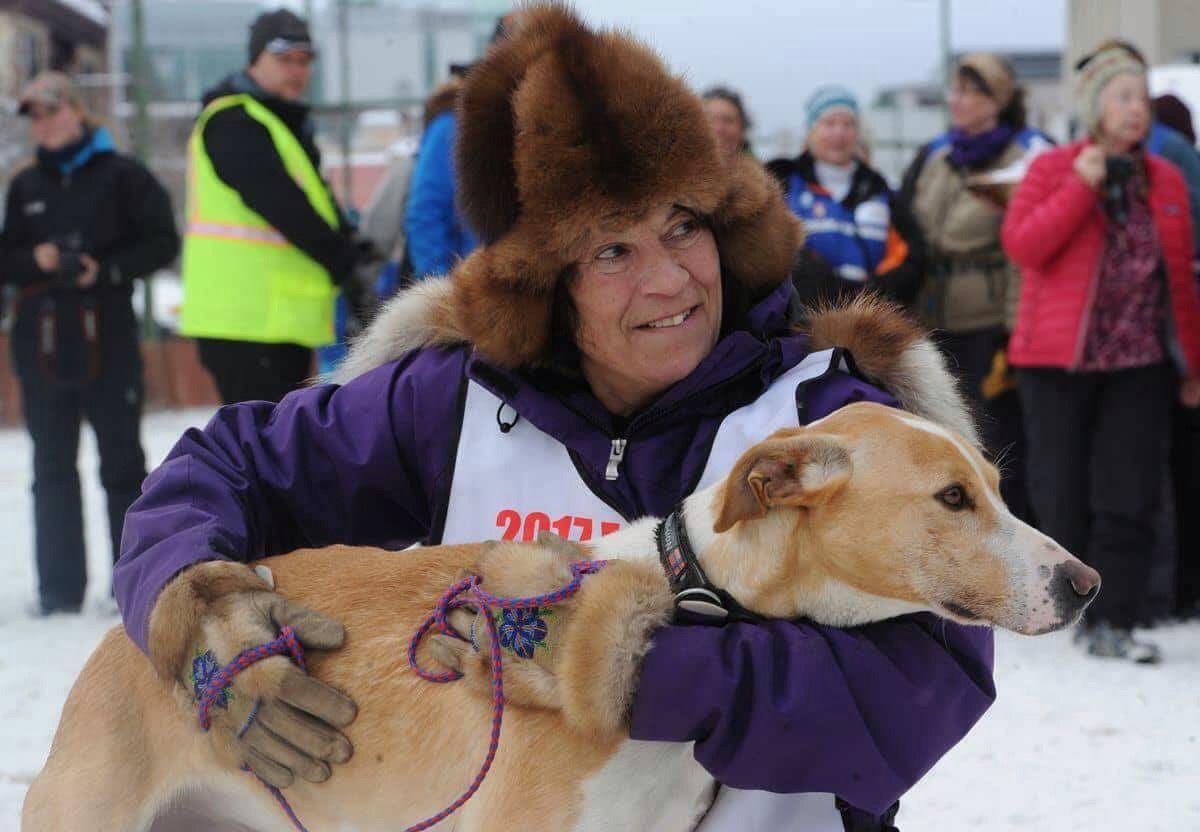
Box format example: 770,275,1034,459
0,407,215,828
0,407,1197,830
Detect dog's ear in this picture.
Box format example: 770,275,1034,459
713,434,852,533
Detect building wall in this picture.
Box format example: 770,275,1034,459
1067,0,1200,72
316,5,481,104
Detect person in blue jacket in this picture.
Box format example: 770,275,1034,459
767,86,925,309
114,8,993,830
402,94,477,276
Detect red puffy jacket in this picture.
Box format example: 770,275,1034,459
1002,139,1200,376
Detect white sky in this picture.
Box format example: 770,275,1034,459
567,0,1066,134
274,0,1066,135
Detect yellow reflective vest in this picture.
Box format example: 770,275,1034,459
180,94,340,347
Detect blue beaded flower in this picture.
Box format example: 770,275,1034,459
496,607,550,658
191,649,231,709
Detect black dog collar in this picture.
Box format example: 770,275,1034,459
656,507,765,624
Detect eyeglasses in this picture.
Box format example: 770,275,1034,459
947,84,988,101
25,104,62,122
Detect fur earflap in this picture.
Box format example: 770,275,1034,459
805,294,981,447
713,155,806,295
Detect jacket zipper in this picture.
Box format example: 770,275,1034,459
604,438,627,481
563,356,769,519
574,358,764,489
1069,212,1105,370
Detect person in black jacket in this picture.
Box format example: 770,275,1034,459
187,9,373,404
0,72,179,616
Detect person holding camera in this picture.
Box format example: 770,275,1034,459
1002,44,1200,663
0,72,179,616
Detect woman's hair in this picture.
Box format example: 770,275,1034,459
702,86,754,154
702,86,753,132
957,66,1027,129
1155,93,1196,145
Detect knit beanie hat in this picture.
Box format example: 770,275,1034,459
956,53,1016,109
1075,44,1146,136
805,85,859,130
17,72,82,116
248,9,314,65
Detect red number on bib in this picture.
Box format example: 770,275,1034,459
572,516,594,540
552,515,574,539
496,511,622,542
496,509,521,541
523,512,551,541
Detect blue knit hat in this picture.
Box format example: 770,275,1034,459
805,85,859,130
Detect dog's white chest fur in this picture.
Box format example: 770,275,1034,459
574,740,715,831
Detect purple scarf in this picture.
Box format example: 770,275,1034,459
948,124,1017,169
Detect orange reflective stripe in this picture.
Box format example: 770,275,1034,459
874,226,909,275
187,221,289,247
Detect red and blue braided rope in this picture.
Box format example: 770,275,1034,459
194,625,311,831
404,559,608,831
195,560,607,831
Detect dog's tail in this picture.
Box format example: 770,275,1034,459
805,294,980,448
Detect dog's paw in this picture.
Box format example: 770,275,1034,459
557,561,673,738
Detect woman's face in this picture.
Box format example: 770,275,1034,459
1098,73,1151,151
28,102,85,151
570,204,723,416
948,76,1000,134
809,110,859,166
704,97,745,163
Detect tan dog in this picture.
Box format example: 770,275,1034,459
24,398,1099,832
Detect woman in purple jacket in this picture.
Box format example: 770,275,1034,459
115,8,993,830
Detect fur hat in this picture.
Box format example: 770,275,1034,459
429,3,801,369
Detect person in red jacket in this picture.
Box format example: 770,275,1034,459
1002,43,1200,663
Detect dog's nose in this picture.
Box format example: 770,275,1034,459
1058,560,1101,598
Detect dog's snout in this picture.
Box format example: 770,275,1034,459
1058,560,1101,598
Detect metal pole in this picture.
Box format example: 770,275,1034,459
338,0,353,207
131,0,155,339
940,0,952,123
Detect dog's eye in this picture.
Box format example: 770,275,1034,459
937,485,969,511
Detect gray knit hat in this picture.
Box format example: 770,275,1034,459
1076,44,1146,136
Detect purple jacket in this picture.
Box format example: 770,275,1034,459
115,281,994,816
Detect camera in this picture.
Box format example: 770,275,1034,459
1103,155,1135,226
50,232,85,282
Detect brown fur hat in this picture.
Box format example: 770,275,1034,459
441,3,802,369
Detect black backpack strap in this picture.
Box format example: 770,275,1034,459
837,797,901,832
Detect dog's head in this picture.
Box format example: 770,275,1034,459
706,401,1099,635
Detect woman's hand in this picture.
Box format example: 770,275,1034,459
1073,146,1106,190
33,242,60,273
1181,378,1200,408
148,561,357,788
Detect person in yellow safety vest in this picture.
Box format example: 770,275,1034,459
181,8,373,404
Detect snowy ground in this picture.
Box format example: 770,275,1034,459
0,407,1197,830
